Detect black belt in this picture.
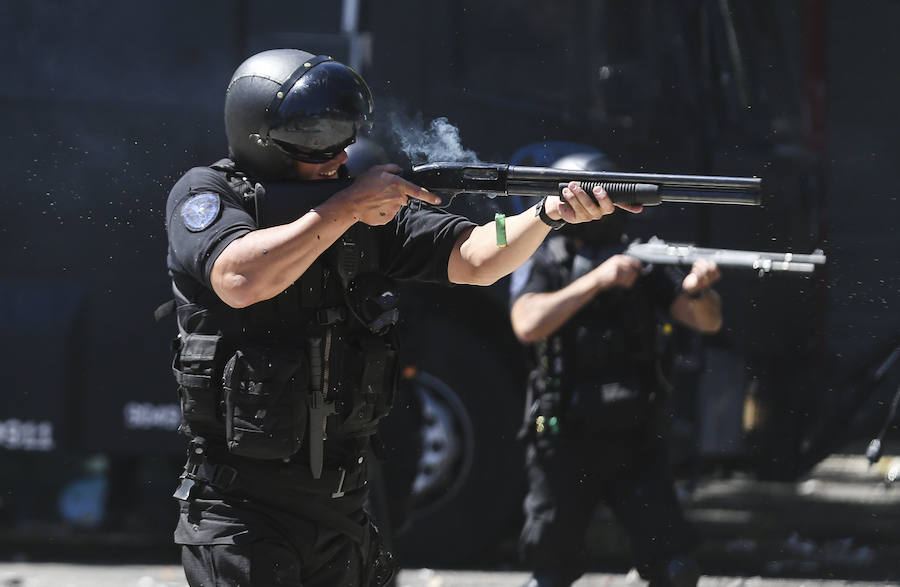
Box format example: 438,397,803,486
177,442,367,500
173,443,370,544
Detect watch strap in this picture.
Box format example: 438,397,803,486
536,197,566,230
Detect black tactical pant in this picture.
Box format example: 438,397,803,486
519,431,699,586
174,450,396,587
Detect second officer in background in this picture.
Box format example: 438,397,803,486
509,153,722,587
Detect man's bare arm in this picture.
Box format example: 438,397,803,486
211,165,440,308
669,259,723,333
510,254,642,343
448,183,640,286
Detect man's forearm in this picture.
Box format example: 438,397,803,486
691,289,723,333
448,205,552,286
672,289,723,333
510,273,603,343
211,201,357,307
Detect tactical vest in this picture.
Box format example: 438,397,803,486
170,161,400,478
522,237,661,440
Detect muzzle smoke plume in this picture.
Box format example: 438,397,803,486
386,112,481,164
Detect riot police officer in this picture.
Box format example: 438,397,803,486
509,153,722,587
164,49,635,586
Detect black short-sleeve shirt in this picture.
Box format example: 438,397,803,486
166,163,477,296
378,203,476,282
166,166,255,291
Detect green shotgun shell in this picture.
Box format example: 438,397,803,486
495,212,507,248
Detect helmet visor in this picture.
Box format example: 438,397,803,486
265,60,374,164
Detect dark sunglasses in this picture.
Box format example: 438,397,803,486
272,136,356,164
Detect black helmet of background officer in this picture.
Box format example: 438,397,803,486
554,151,629,246
224,48,374,181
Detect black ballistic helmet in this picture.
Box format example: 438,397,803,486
224,49,374,180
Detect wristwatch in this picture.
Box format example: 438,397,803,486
535,197,566,230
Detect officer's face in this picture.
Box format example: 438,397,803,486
294,150,349,181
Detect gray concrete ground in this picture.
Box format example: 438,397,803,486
0,565,897,587
2,454,899,586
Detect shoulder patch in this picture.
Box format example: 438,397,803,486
180,193,221,232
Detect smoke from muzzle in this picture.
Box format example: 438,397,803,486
385,112,481,165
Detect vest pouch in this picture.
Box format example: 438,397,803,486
336,334,397,437
175,334,223,432
222,346,308,459
365,336,397,423
346,273,400,335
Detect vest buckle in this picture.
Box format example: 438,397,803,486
316,307,346,325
